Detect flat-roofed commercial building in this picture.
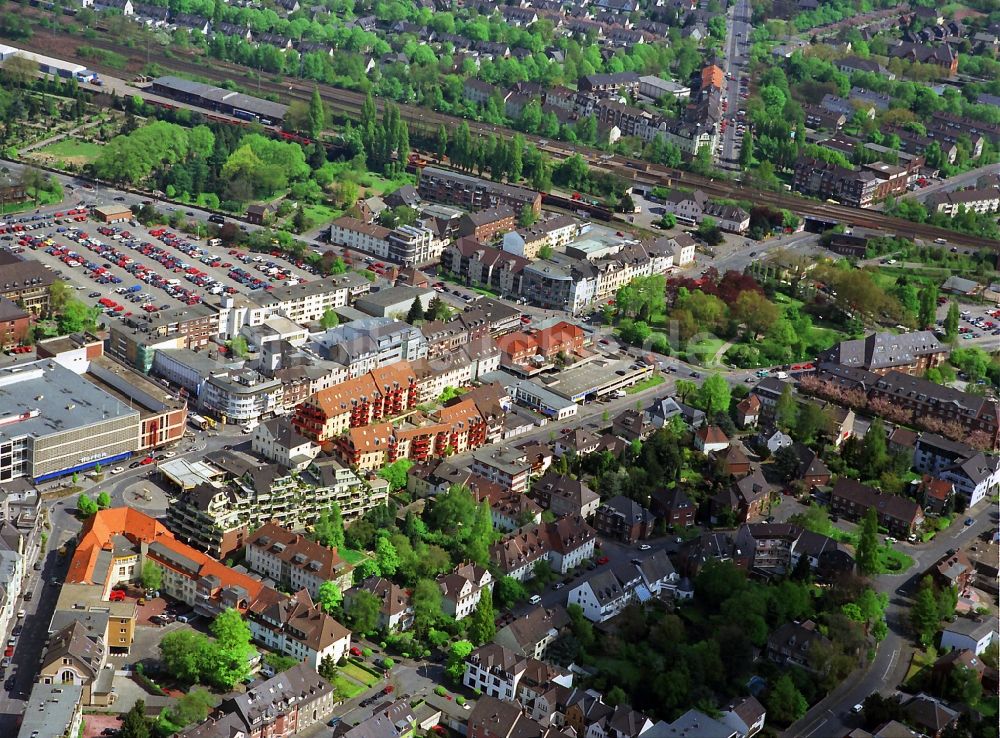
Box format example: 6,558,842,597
0,360,140,483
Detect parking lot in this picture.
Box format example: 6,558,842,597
6,209,324,321
936,300,1000,342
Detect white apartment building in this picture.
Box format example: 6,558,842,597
251,417,321,470
328,217,392,259
202,369,284,424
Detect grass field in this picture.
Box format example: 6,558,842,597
302,203,341,226
340,662,380,687
332,675,365,698
340,548,368,565
32,138,103,166
626,374,666,394
686,336,726,364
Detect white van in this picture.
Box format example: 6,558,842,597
528,595,542,605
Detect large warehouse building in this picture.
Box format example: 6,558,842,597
150,76,288,124
0,44,95,81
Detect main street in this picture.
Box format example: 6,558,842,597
718,0,752,169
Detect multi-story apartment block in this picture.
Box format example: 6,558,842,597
309,318,427,378
0,252,54,315
166,449,387,557
472,446,532,494
441,239,529,298
830,478,924,538
245,523,354,598
201,368,284,424
820,331,946,376
67,508,350,671
501,215,580,260
418,167,542,217
292,363,420,442
328,217,392,259
388,224,440,265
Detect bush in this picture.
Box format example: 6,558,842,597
435,686,447,696
456,696,466,705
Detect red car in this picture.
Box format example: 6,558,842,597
350,646,362,657
109,590,127,602
596,556,609,565
139,456,155,466
3,647,13,658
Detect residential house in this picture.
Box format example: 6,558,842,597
902,694,960,738
695,425,730,454
494,605,570,659
716,444,752,478
926,550,975,593
756,427,793,455
830,478,924,538
735,395,761,429
649,488,696,528
37,621,113,707
532,472,601,519
766,620,830,672
567,553,678,622
345,577,413,632
612,409,656,441
490,516,597,581
712,468,772,524
719,696,767,738
438,563,494,620
181,664,336,738
245,523,354,599
940,618,997,655
592,496,655,543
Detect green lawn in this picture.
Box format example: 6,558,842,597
302,203,341,226
33,138,104,165
686,336,726,364
340,548,368,565
340,662,380,686
877,545,914,574
626,374,666,394
332,675,365,698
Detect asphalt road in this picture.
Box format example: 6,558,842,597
902,162,1000,202
782,509,999,738
718,0,752,169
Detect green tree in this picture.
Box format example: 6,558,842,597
76,494,98,517
379,459,413,491
917,285,938,329
313,505,345,549
375,536,400,576
943,301,960,341
466,502,495,566
698,374,732,417
209,608,254,688
406,297,425,324
446,640,474,683
308,86,326,138
910,576,941,646
946,665,983,705
494,576,528,608
317,580,342,614
141,560,162,591
319,654,338,681
467,588,496,645
159,630,211,685
775,385,798,431
319,308,340,329
95,491,111,509
739,129,754,170
767,675,808,724
120,700,151,738
228,335,249,359
165,689,215,729
346,590,380,634
859,418,889,479
413,578,443,635
856,508,880,576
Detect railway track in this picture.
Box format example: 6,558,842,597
11,27,1000,250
